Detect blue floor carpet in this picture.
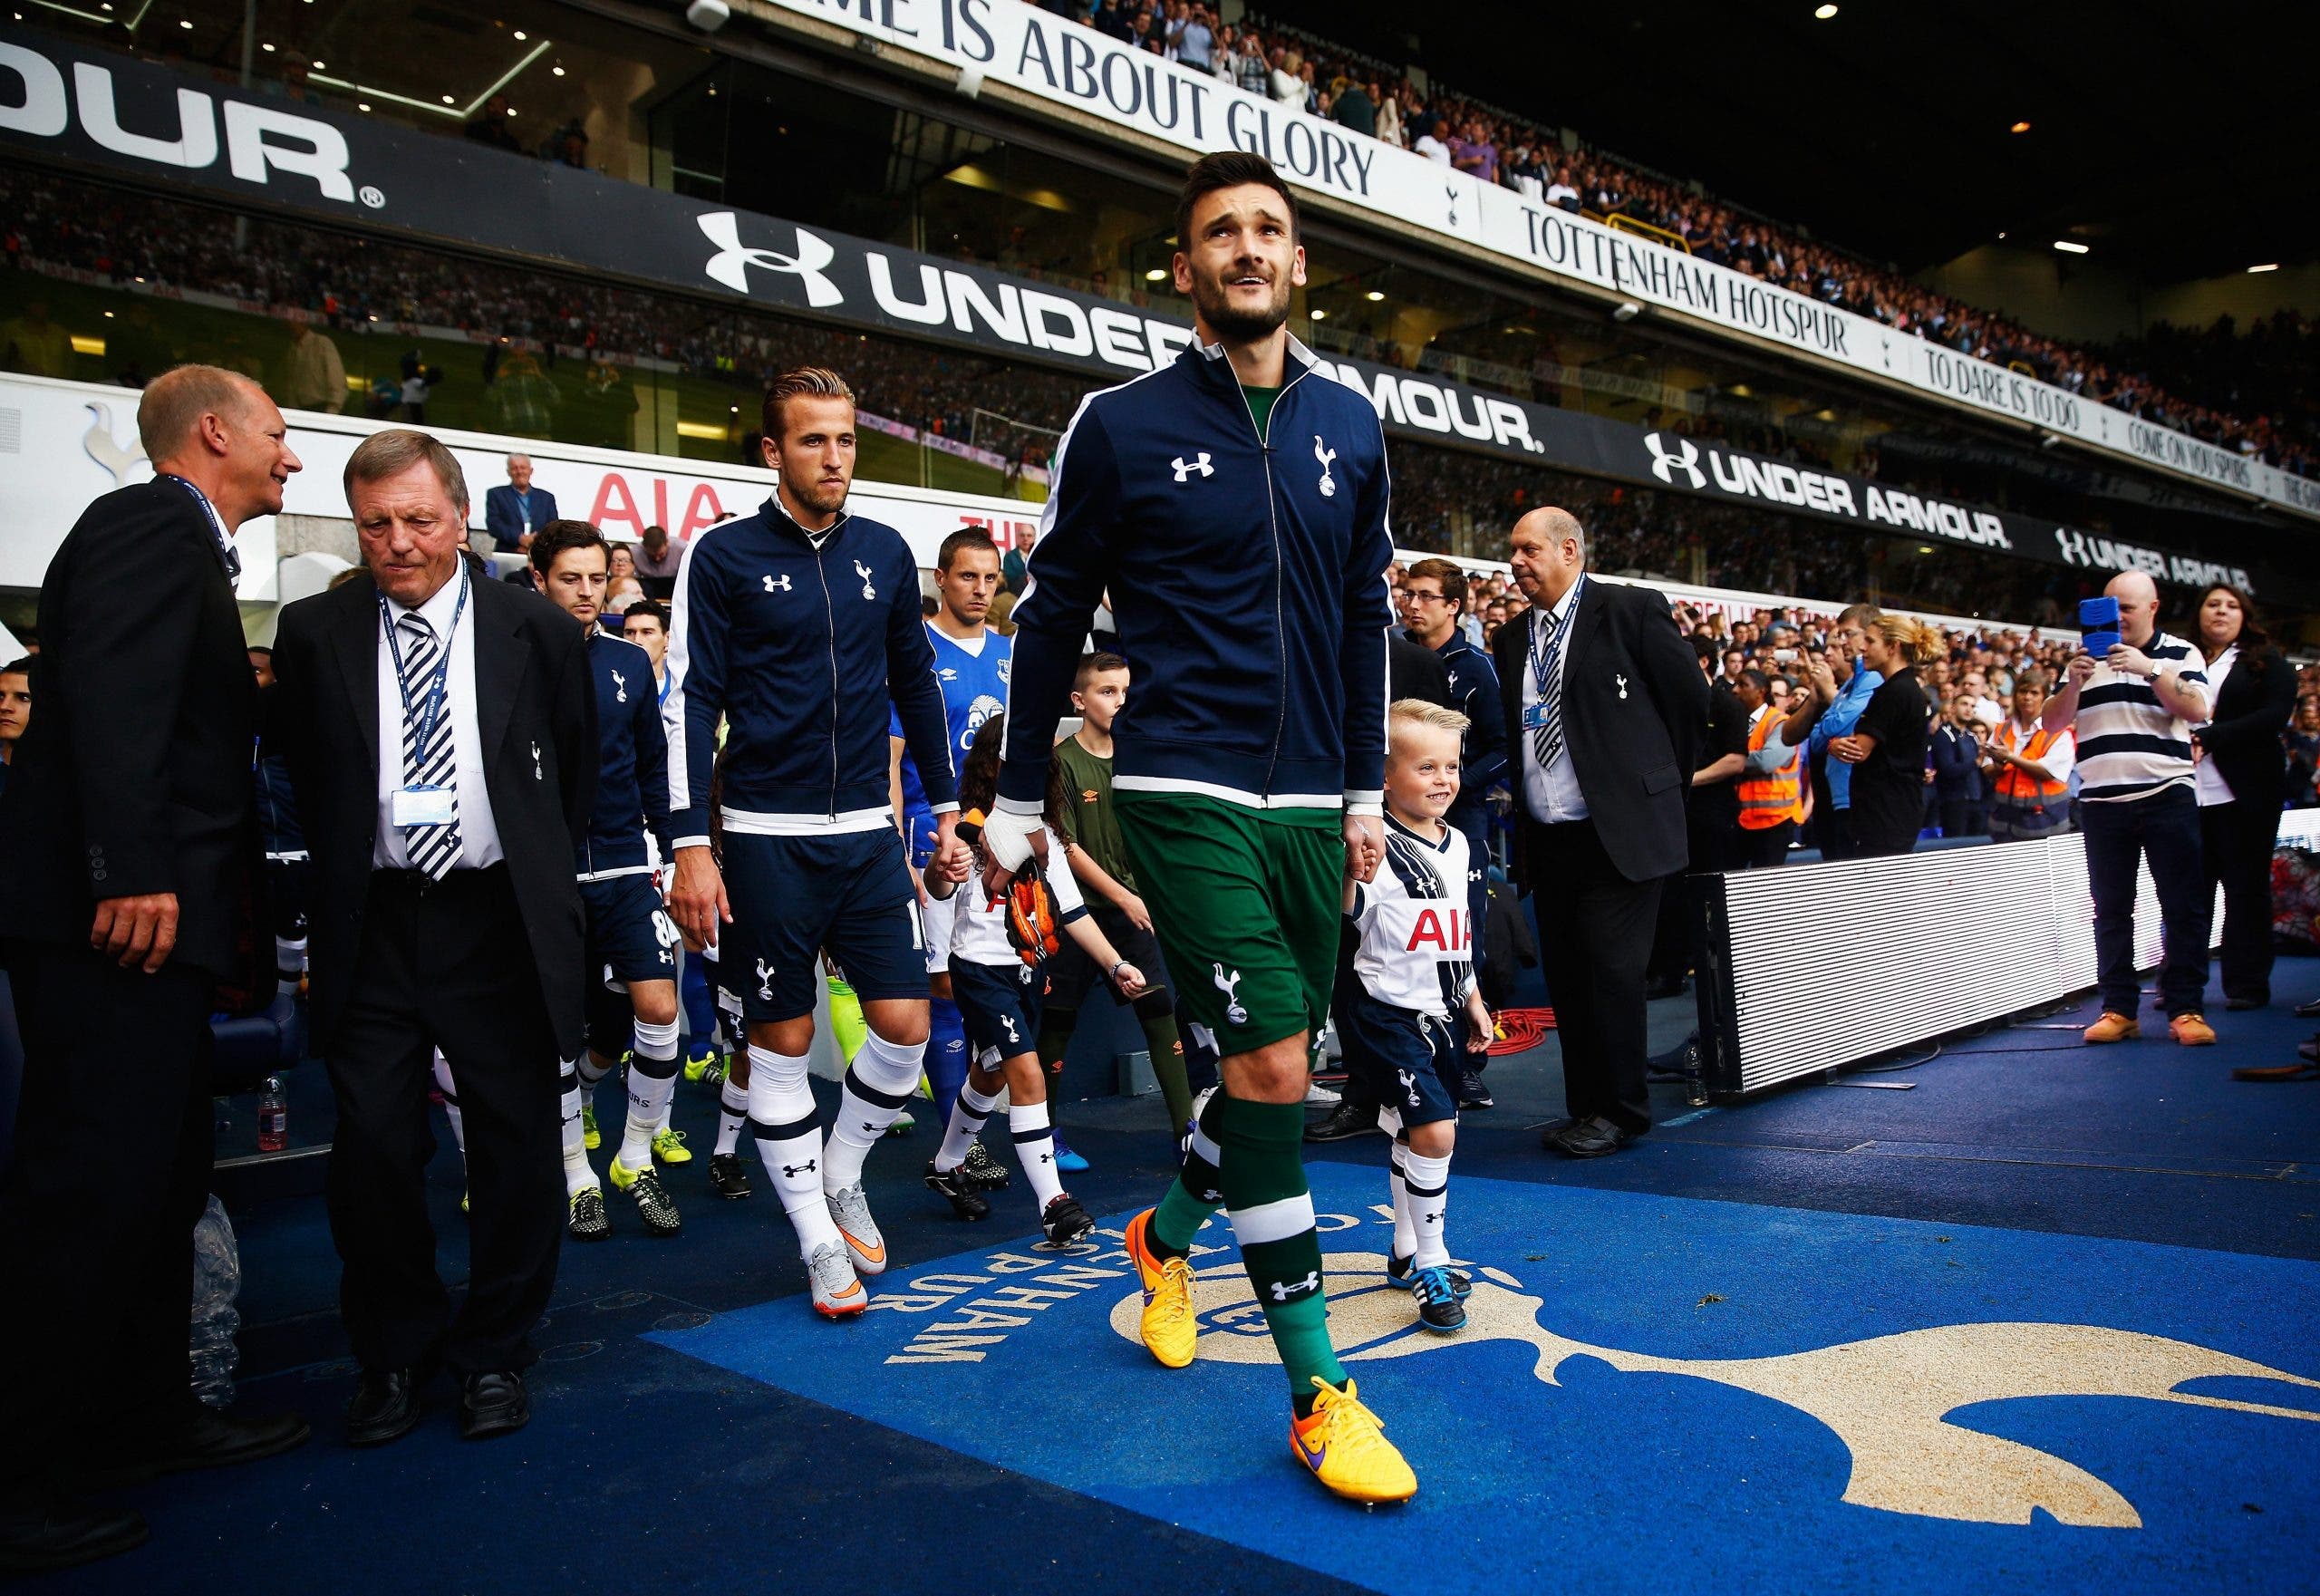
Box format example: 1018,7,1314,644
30,956,2320,1593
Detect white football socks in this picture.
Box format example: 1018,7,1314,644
935,1081,1000,1174
616,1017,682,1174
747,1044,839,1258
1401,1148,1452,1268
822,1029,923,1192
715,1076,749,1156
559,1058,597,1196
1010,1099,1064,1212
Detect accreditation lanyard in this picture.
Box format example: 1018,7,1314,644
157,473,239,582
1529,576,1581,701
380,568,469,769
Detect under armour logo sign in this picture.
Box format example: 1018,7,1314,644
1643,430,1706,489
781,1159,817,1177
1172,453,1213,483
855,558,877,601
1212,962,1248,1025
697,211,844,306
755,958,775,1001
1271,1271,1320,1302
611,669,628,703
1313,435,1338,498
764,573,792,593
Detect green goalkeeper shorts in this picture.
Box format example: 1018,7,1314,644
1115,791,1342,1057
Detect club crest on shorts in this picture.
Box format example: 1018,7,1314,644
1212,962,1249,1025
755,958,776,1001
1313,435,1338,498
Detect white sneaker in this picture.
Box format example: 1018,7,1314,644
806,1240,867,1318
826,1182,887,1275
1304,1080,1343,1106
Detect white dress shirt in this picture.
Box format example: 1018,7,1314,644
1518,576,1590,823
373,566,506,869
2193,643,2238,806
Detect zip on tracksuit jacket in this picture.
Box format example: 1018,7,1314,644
998,338,1394,816
664,496,957,848
578,629,673,878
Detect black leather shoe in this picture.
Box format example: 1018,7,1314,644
73,1403,311,1489
460,1371,529,1440
2295,995,2320,1019
0,1492,147,1574
1646,1035,1702,1085
1303,1100,1383,1143
346,1369,424,1447
1549,1116,1636,1158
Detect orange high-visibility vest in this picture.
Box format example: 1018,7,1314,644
1736,706,1803,829
1994,718,2068,803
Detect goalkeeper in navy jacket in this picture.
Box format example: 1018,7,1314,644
664,367,968,1320
980,153,1413,1504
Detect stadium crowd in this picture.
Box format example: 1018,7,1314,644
1045,1,2316,478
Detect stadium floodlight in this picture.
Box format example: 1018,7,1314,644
2053,240,2089,254
956,63,985,97
2248,263,2280,274
1610,301,1643,323
1813,3,1837,16
685,0,730,32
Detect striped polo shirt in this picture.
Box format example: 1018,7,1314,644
2073,630,2210,803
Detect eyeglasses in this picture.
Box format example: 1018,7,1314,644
1397,588,1449,605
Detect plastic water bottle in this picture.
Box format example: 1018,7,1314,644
256,1077,287,1152
189,1195,242,1408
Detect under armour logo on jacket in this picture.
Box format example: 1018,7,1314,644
763,573,791,593
1172,453,1213,482
611,669,628,703
855,558,877,600
1314,436,1338,498
1213,962,1248,1025
756,958,776,1001
1271,1271,1320,1302
696,211,844,306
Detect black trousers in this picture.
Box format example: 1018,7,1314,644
2201,797,2276,1005
328,866,562,1376
0,939,214,1485
1648,807,1732,982
1524,817,1661,1137
2083,788,2209,1019
1734,820,1794,869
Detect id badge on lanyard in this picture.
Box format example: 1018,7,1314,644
382,573,469,830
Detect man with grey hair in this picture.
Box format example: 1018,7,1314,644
270,428,595,1447
1491,507,1704,1159
0,364,309,1572
482,452,557,555
2041,569,2214,1046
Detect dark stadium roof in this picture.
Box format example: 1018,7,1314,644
1255,0,2320,284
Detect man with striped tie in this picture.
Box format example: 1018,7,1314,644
271,430,595,1447
1492,507,1704,1159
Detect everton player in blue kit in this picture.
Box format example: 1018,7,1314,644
665,367,970,1319
889,527,1011,1174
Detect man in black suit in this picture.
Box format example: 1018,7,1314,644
1492,508,1704,1158
269,430,594,1446
0,365,311,1572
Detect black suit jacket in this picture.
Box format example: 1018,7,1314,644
0,480,261,982
268,569,596,1056
1492,578,1706,884
2199,643,2295,812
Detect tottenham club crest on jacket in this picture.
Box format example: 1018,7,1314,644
663,496,957,844
580,630,673,876
999,338,1395,813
